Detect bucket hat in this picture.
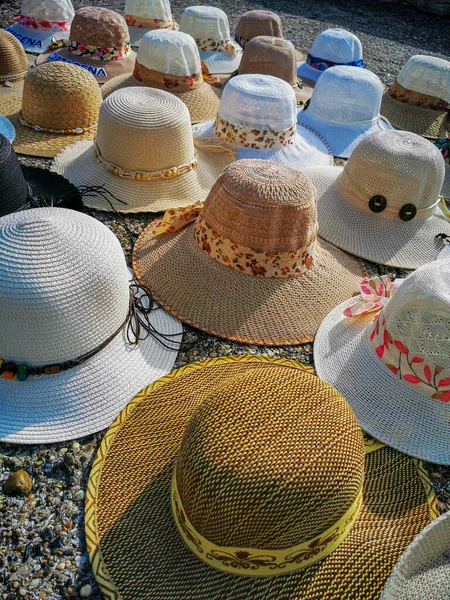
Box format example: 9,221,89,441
0,61,102,158
101,30,221,125
36,7,137,83
193,75,332,169
125,0,178,47
132,159,366,345
85,355,438,600
434,137,450,198
0,30,29,95
179,6,242,74
304,130,450,269
297,66,391,158
314,258,450,464
53,87,233,213
381,511,450,600
381,55,450,139
0,207,182,444
5,0,74,55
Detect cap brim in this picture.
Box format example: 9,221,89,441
200,51,242,74
5,23,69,54
0,115,15,142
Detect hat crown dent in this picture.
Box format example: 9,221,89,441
20,0,75,21
179,6,231,41
0,134,29,216
0,30,29,77
397,55,450,104
238,37,297,87
236,10,283,40
137,30,201,77
125,0,172,20
175,365,365,549
309,28,363,63
70,7,130,48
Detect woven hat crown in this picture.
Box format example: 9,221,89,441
70,7,129,48
137,30,201,76
176,364,365,549
238,37,297,87
0,208,130,364
309,28,363,63
0,134,29,217
235,10,283,40
179,6,231,41
125,0,172,20
21,0,74,21
21,62,102,131
202,159,318,252
0,30,28,79
397,55,450,104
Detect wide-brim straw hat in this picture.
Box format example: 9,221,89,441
0,116,15,142
381,91,450,139
85,354,439,600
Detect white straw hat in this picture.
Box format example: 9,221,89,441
304,130,450,268
0,207,182,444
314,259,450,465
297,66,391,158
124,0,177,47
5,0,74,55
297,28,365,84
193,74,332,168
380,511,450,600
52,86,233,213
179,6,242,74
0,116,15,143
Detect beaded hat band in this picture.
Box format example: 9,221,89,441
19,110,98,135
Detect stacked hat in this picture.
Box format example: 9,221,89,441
124,0,178,46
193,74,332,168
37,7,137,83
101,30,221,124
179,6,242,74
0,30,29,95
381,55,450,139
297,66,391,158
53,87,233,213
434,138,450,198
5,0,74,54
304,130,450,268
0,61,102,158
85,354,437,599
132,160,366,345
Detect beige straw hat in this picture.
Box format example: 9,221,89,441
101,30,221,125
132,159,366,345
36,7,137,83
0,30,29,96
125,0,178,47
52,86,232,213
0,61,101,158
85,355,438,600
381,55,450,139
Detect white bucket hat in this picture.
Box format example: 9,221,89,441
124,0,177,47
297,28,365,84
179,6,242,74
304,130,450,268
0,116,15,143
314,259,450,465
5,0,74,55
193,74,332,168
297,65,392,158
0,207,182,444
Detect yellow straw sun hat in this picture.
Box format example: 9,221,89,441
0,30,29,96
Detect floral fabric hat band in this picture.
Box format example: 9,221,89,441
306,52,366,73
388,80,450,111
13,15,71,33
125,14,175,29
195,37,241,55
49,39,131,61
213,116,297,150
133,60,221,92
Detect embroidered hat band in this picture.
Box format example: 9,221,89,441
66,40,131,61
19,110,98,135
13,15,71,33
195,37,241,55
125,14,175,29
388,80,450,111
306,52,366,72
213,116,297,149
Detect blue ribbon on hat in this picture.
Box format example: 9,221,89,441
306,53,366,72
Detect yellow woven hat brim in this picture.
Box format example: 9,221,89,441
85,355,438,600
0,79,24,96
381,91,450,139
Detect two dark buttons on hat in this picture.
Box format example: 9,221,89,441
369,194,417,221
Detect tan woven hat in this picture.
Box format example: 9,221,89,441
52,86,233,213
0,61,101,158
132,159,366,345
36,7,137,83
0,30,29,96
85,355,438,600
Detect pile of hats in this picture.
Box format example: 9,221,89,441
1,1,450,598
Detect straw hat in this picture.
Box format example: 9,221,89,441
381,511,450,600
297,66,392,158
125,0,178,47
0,30,29,96
101,30,221,125
304,130,450,269
179,6,242,74
53,87,232,213
193,75,332,169
5,0,74,55
132,160,366,345
381,55,450,139
0,62,101,158
434,138,450,198
0,207,182,444
85,355,438,600
36,7,137,83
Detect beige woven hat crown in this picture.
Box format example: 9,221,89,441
235,9,283,44
0,30,29,93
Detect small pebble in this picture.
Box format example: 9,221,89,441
79,584,93,598
3,471,32,496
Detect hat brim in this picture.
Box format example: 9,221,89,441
0,78,25,96
85,355,437,600
200,50,242,74
52,139,233,213
5,23,69,54
297,60,322,83
303,165,450,269
20,165,83,211
0,115,15,142
443,164,450,199
314,295,450,464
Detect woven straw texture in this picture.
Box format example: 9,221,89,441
0,207,181,444
381,92,450,139
0,30,29,95
304,130,450,268
53,87,232,212
126,0,175,46
133,160,366,345
85,355,434,600
381,511,450,600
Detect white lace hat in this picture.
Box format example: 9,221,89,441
5,0,74,55
0,207,182,444
124,0,177,47
193,74,332,169
0,117,15,143
314,258,450,465
297,28,365,84
179,6,242,74
304,130,450,268
297,66,391,158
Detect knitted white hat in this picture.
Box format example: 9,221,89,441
0,117,15,143
124,0,177,47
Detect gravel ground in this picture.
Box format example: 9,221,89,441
1,1,450,599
